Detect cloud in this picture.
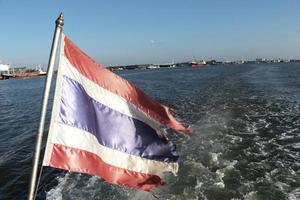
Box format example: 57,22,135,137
150,39,163,45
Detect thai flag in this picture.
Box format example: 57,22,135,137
43,34,191,191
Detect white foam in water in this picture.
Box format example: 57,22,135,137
291,142,300,149
244,191,259,200
130,190,152,200
86,176,98,188
194,179,203,190
46,173,106,200
288,188,300,200
245,122,258,135
208,152,222,167
46,172,146,200
274,181,290,192
46,173,70,200
214,160,238,189
213,182,225,188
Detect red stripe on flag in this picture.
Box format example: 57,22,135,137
49,144,165,191
63,36,191,133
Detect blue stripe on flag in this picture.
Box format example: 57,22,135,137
58,76,179,163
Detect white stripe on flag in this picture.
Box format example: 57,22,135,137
48,122,178,176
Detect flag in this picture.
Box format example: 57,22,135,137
43,34,191,191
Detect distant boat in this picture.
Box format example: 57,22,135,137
15,72,40,78
37,65,47,76
38,69,47,76
147,64,160,69
1,73,14,79
0,64,14,79
191,61,206,67
190,59,206,67
14,65,46,78
1,64,47,80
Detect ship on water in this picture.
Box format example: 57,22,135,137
190,60,206,67
0,64,47,80
0,63,14,79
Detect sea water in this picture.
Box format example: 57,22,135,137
0,63,299,200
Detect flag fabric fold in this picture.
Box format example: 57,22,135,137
43,33,190,191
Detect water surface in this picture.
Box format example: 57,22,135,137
0,63,299,200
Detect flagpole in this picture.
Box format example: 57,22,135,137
28,13,64,200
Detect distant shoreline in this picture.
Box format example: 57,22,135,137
1,61,300,81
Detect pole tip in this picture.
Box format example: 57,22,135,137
56,12,64,27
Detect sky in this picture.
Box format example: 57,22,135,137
0,0,300,67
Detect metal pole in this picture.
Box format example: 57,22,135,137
28,13,64,200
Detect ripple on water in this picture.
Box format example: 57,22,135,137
1,65,300,199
